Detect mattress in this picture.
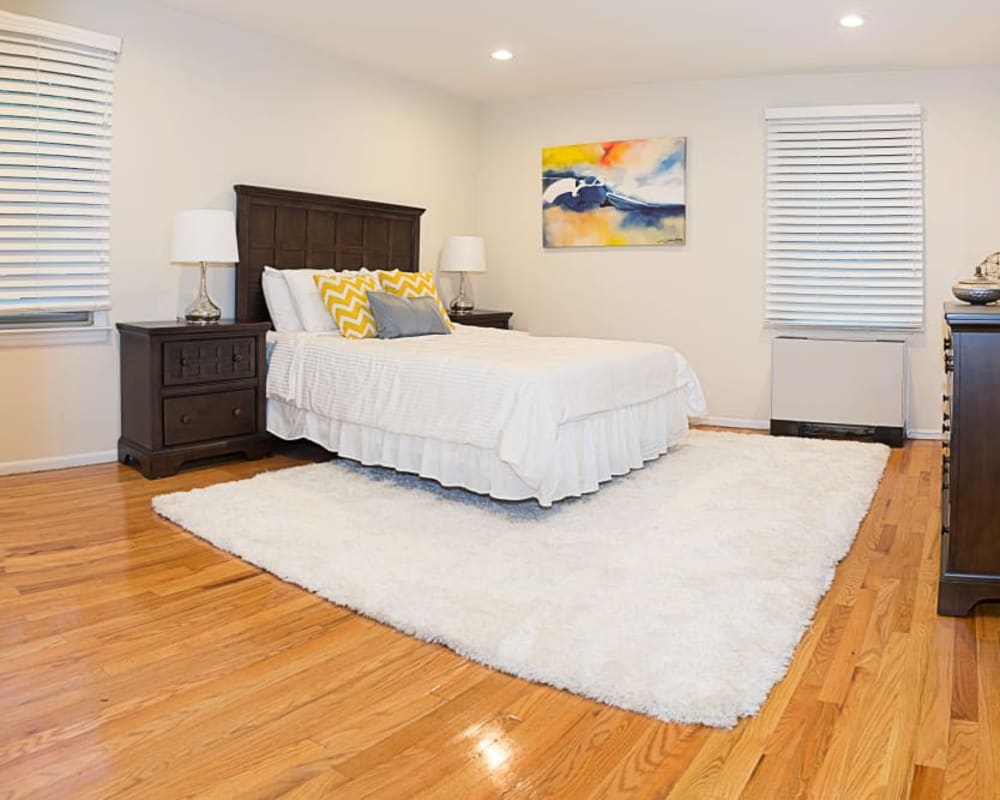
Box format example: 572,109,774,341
266,325,706,505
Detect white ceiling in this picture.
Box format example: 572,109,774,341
156,0,1000,99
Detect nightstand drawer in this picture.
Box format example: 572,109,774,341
447,310,513,329
471,318,509,329
163,389,256,446
163,337,256,386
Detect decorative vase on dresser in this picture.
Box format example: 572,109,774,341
939,304,1000,615
117,320,271,478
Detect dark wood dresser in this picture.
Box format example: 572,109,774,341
447,309,513,329
939,304,1000,615
117,320,270,478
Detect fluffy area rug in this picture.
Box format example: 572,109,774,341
153,431,888,728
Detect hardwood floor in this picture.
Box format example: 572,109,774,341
1,438,997,799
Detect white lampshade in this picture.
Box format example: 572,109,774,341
439,235,487,273
170,209,239,264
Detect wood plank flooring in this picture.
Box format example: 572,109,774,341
1,438,997,798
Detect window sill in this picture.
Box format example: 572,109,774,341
0,326,113,348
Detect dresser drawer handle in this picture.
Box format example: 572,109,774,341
180,414,192,424
232,407,242,418
233,353,243,363
181,357,190,367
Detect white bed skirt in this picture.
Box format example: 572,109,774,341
267,390,690,506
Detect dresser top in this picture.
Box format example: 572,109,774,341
117,320,271,335
945,303,1000,328
448,309,512,318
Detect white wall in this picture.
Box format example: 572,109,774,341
0,0,479,467
476,69,1000,434
4,5,996,470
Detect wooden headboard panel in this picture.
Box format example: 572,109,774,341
234,184,425,323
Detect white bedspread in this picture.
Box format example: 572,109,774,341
267,325,706,487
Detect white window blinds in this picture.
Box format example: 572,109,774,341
0,11,120,321
765,104,924,331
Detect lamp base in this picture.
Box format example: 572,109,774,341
184,261,221,323
449,272,475,313
184,310,221,324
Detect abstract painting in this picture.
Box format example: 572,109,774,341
542,136,686,247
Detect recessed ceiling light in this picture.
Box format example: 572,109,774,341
491,49,513,61
839,14,865,28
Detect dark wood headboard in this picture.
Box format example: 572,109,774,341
234,184,425,323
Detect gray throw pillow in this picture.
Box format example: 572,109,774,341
367,291,452,339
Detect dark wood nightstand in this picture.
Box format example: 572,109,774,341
448,309,513,329
117,320,271,478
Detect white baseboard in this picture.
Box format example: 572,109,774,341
906,429,944,441
696,416,770,431
0,424,942,478
0,449,118,477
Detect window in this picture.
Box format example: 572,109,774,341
0,10,120,336
765,104,924,331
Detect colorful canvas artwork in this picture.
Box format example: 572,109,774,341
542,136,686,247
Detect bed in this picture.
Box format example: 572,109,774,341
235,184,706,505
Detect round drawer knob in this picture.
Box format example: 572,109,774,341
233,354,243,363
232,407,242,418
180,414,192,424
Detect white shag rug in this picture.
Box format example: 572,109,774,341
153,431,888,728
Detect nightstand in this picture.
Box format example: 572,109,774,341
117,320,271,478
448,309,513,329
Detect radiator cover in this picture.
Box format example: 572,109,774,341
770,337,906,447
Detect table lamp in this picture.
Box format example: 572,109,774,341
171,209,239,323
439,235,486,313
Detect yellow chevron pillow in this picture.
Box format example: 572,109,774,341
375,270,453,329
313,272,380,339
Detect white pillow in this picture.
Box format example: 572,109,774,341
283,269,338,332
284,268,378,333
262,266,303,332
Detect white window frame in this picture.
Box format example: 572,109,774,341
764,103,925,332
0,10,120,346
